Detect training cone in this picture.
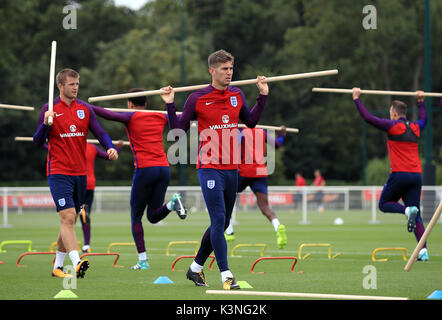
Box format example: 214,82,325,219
427,290,442,299
54,290,78,299
153,276,174,284
237,281,253,289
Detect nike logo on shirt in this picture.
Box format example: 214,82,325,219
55,113,64,117
205,101,216,105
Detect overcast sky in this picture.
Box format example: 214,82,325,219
113,0,149,10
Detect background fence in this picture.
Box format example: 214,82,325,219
2,186,441,228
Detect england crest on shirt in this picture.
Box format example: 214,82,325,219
207,180,215,189
230,96,238,107
77,109,85,119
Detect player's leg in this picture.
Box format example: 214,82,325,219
187,226,211,286
72,175,90,278
224,175,248,240
221,170,240,290
80,189,94,253
130,168,149,270
187,169,230,288
52,231,70,278
146,167,187,223
49,174,88,278
402,173,428,260
378,173,405,214
253,178,287,249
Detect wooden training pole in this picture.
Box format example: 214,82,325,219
100,109,299,133
205,290,408,300
404,201,442,272
14,136,130,146
312,87,442,97
0,104,34,111
88,69,339,103
238,123,299,133
47,41,57,126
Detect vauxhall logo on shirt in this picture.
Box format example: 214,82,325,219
208,114,238,130
60,124,85,138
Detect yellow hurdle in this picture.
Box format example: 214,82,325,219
371,247,407,262
166,241,200,256
107,242,136,253
0,240,35,253
230,244,267,257
298,243,339,260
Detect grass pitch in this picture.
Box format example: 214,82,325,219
1,207,441,300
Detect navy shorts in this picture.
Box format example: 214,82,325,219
238,176,268,194
130,166,170,219
379,172,422,208
49,174,86,213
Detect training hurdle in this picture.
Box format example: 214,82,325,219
230,244,267,257
16,252,55,267
298,243,339,260
80,253,122,268
107,242,136,253
166,241,200,256
372,248,407,262
0,240,35,253
171,255,216,271
50,241,81,253
251,257,298,274
206,290,409,300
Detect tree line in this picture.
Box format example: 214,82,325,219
1,0,441,186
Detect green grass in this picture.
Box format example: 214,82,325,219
0,208,441,300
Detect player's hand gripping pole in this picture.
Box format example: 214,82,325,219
88,69,339,103
312,87,442,97
404,201,442,272
47,41,57,126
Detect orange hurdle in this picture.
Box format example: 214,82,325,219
251,256,298,274
80,253,123,268
16,252,56,267
171,255,216,271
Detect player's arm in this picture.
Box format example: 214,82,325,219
416,90,427,131
239,76,268,128
238,83,268,128
265,125,286,149
352,87,394,131
89,104,133,124
161,86,196,132
33,104,51,147
95,140,123,160
88,107,118,160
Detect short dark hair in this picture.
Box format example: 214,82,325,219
127,88,147,107
208,49,234,68
391,100,407,116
